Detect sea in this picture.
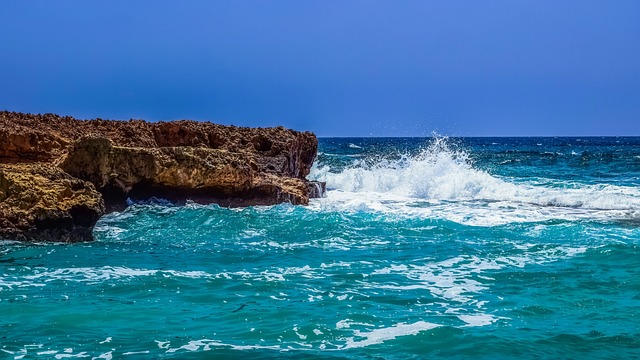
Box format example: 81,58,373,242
1,136,639,359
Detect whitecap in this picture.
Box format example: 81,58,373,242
309,137,640,226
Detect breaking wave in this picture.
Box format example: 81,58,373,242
310,137,640,225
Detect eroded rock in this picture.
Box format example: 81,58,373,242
0,163,105,242
0,110,323,241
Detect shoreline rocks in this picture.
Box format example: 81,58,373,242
0,163,105,242
0,111,324,242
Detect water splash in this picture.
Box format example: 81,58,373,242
310,136,640,226
311,136,640,214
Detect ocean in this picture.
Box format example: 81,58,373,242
1,137,639,359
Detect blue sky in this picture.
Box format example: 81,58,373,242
1,1,639,136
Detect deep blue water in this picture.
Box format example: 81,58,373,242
1,137,640,359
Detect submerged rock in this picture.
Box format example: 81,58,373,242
0,110,323,241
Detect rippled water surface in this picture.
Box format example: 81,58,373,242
2,137,640,359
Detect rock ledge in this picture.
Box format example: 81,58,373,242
0,111,323,242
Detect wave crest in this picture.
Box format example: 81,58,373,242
311,137,640,212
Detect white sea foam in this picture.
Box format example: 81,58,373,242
371,245,588,305
164,339,282,353
341,321,440,349
1,263,357,291
360,244,589,332
0,240,21,245
54,352,89,359
310,137,640,226
36,350,58,355
336,319,374,329
93,351,113,360
458,314,500,327
0,267,212,288
154,321,439,353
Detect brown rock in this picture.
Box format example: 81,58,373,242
0,110,324,241
0,163,105,242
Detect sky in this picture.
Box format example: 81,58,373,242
1,1,639,137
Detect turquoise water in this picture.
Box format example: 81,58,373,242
2,137,640,359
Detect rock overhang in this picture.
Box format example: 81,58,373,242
0,110,324,242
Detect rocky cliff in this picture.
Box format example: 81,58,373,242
0,111,323,242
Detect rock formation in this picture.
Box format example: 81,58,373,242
0,163,105,242
0,111,324,242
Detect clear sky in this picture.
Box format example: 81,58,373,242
1,1,639,136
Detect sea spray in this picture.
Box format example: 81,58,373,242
311,136,640,226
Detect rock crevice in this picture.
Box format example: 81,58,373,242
0,111,323,241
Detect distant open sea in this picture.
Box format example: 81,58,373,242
2,137,640,359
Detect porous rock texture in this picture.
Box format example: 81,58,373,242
0,163,105,242
0,111,323,242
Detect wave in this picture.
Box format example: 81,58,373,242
310,137,640,225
